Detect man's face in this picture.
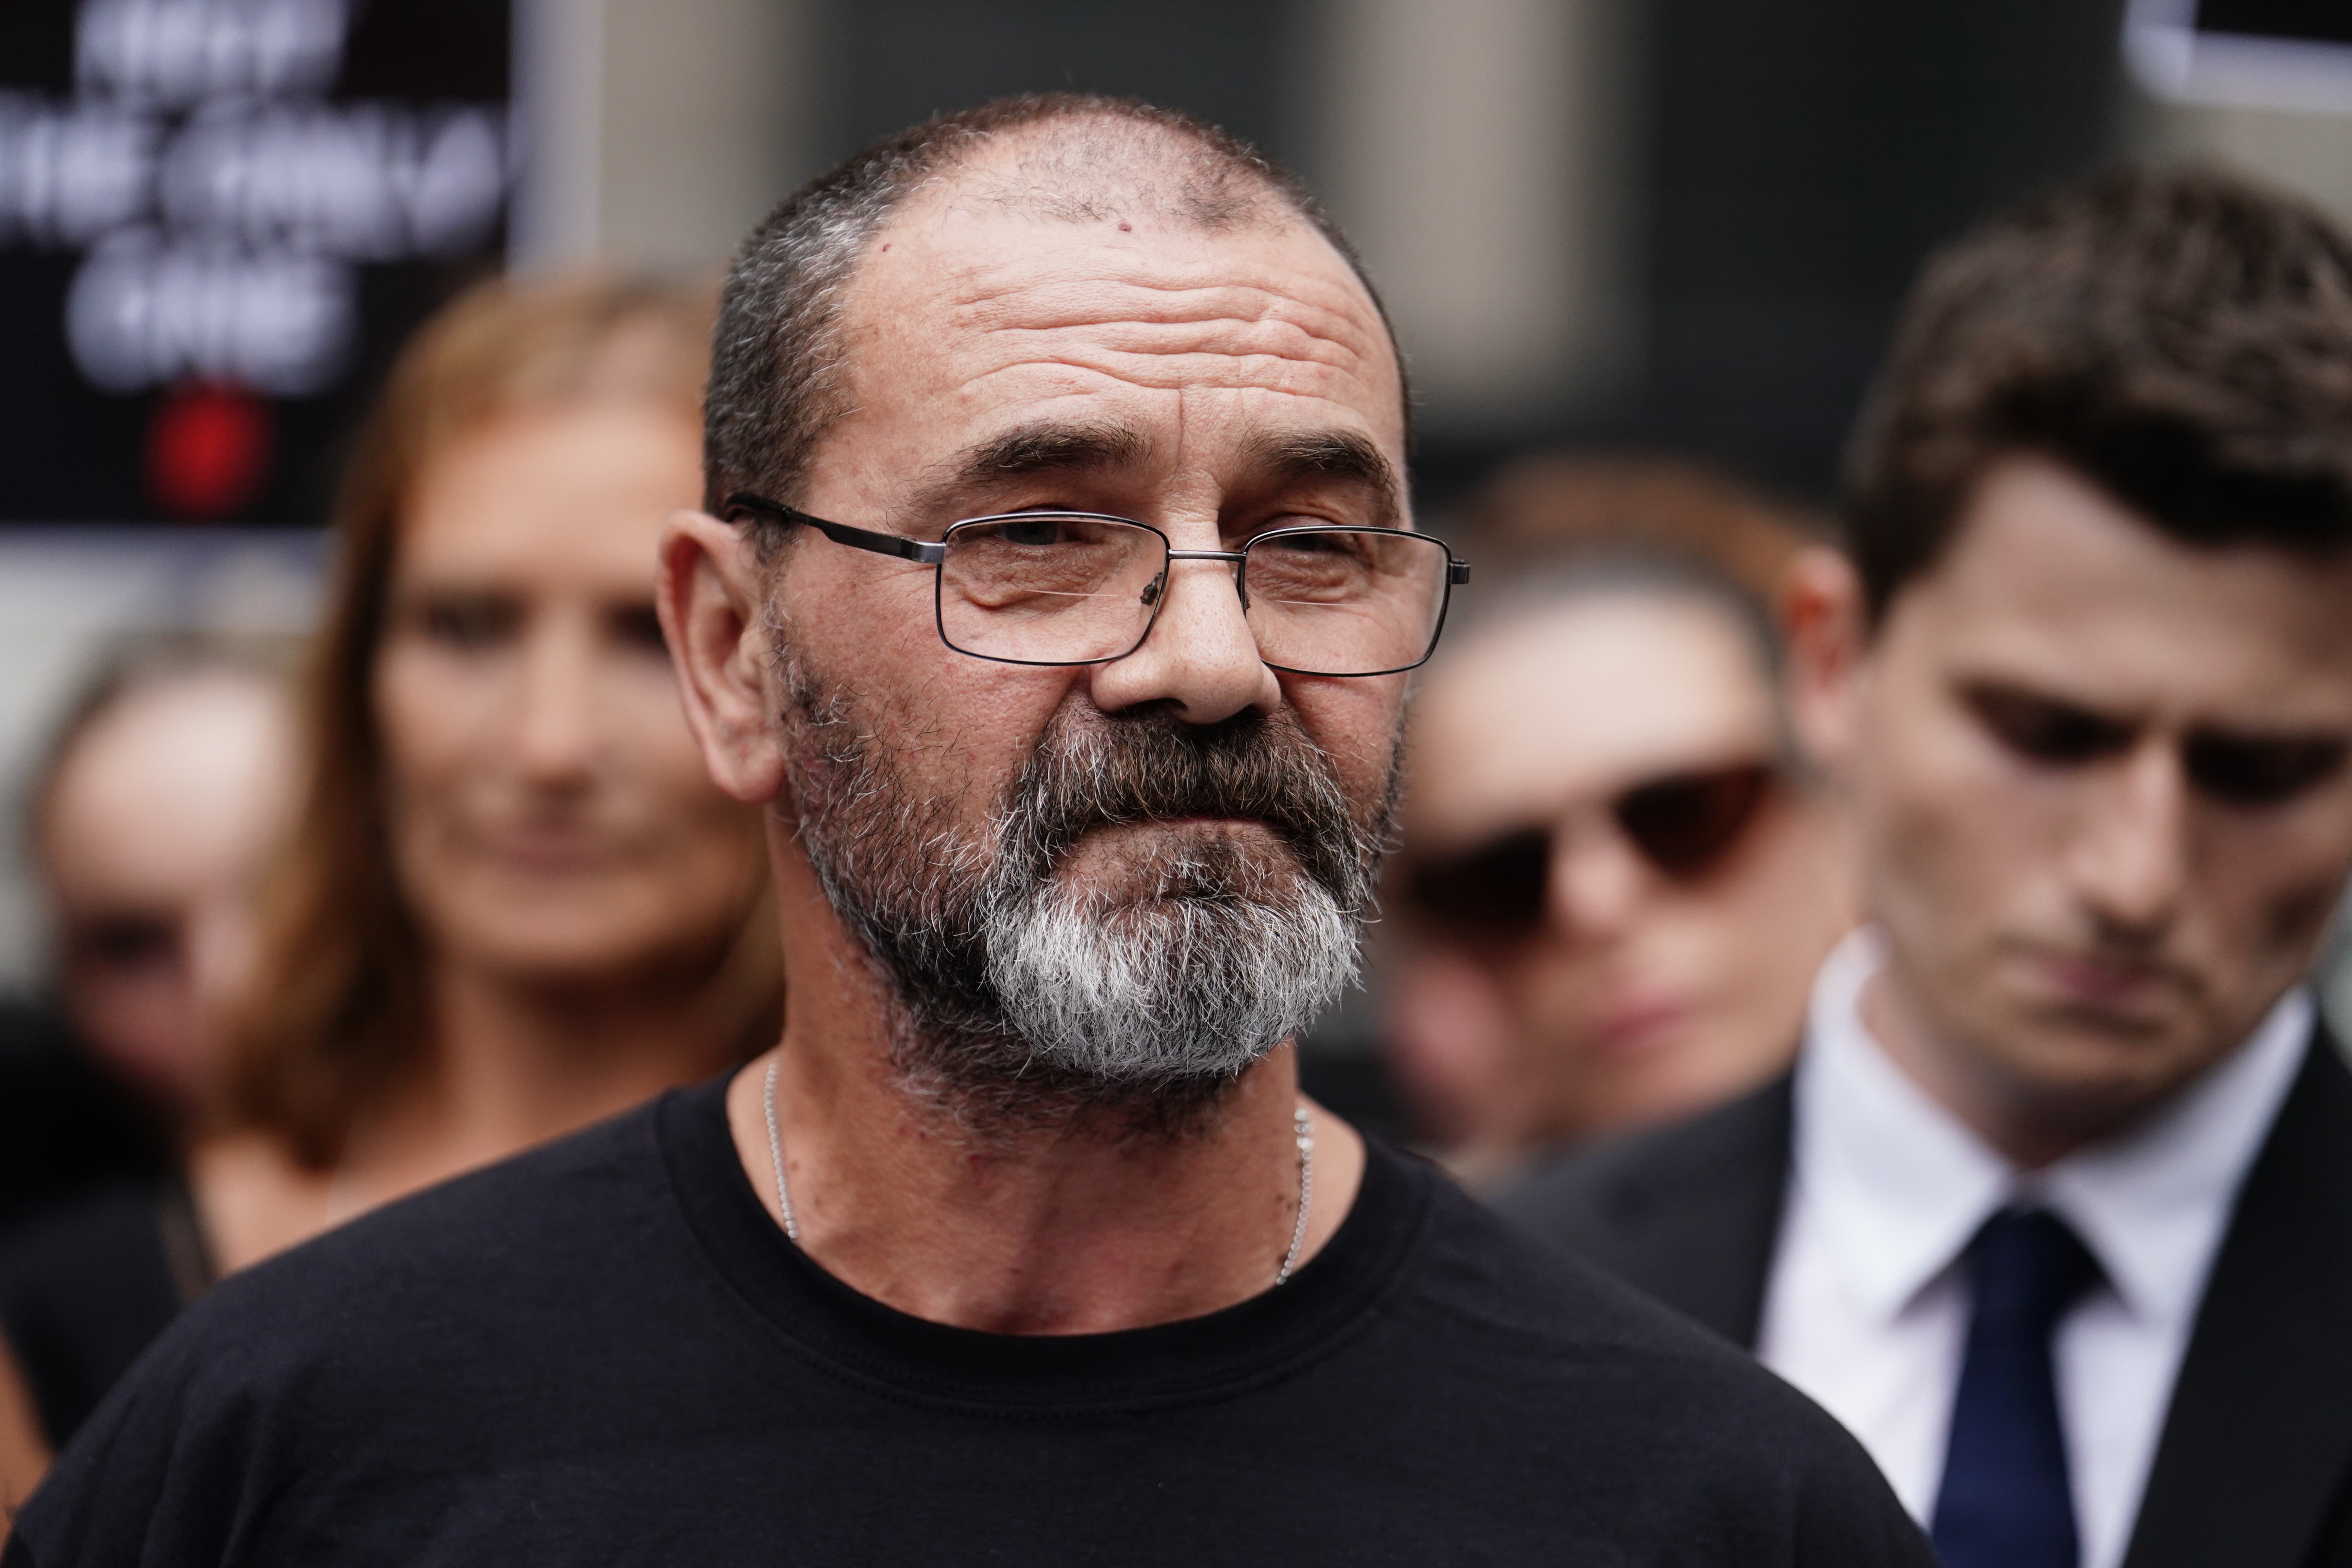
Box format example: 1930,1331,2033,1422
1831,455,2352,1143
755,168,1413,1109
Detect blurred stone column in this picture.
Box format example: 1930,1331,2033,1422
1308,0,1641,431
513,0,816,275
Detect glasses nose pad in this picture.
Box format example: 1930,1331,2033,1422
1140,573,1165,609
1231,560,1250,613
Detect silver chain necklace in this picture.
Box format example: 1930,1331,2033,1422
761,1057,1318,1287
1275,1104,1316,1285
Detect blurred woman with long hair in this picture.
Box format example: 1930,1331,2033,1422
0,275,777,1492
198,275,776,1265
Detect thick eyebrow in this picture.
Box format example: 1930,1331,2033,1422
1243,429,1403,527
903,421,1404,528
909,421,1151,519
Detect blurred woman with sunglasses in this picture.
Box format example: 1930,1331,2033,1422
1381,456,1856,1186
0,275,778,1494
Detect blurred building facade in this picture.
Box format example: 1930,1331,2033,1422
6,0,2352,1021
524,0,2352,494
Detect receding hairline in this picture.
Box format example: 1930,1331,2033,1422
789,119,1406,522
846,113,1392,348
703,93,1409,533
895,110,1308,234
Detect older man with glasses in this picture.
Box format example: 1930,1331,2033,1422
6,95,1929,1568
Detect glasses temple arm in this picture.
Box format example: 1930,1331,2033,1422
723,493,948,565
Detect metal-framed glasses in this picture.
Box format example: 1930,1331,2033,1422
726,493,1470,677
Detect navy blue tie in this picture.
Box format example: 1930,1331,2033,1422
1930,1207,2103,1568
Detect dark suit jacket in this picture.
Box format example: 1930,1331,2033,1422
1500,1024,2352,1568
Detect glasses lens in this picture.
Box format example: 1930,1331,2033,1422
1407,827,1550,937
938,515,1167,664
1614,764,1772,880
1243,529,1451,676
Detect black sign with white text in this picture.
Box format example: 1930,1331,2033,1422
0,0,512,525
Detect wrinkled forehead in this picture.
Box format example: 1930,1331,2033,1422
833,154,1408,468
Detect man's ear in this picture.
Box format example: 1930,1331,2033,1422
658,510,788,804
1780,545,1869,780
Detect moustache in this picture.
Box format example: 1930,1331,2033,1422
995,708,1381,909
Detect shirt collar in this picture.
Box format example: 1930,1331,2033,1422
1791,927,2311,1328
1792,929,2009,1322
2038,987,2308,1323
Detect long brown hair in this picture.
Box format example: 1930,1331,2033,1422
226,274,726,1169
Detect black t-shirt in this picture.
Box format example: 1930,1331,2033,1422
7,1078,1931,1566
0,1176,210,1446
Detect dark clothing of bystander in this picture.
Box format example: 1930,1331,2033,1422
1501,1029,2352,1568
0,1178,211,1447
0,1005,165,1233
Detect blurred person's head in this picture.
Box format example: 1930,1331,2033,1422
31,640,292,1120
1791,165,2352,1165
229,275,775,1170
1389,459,1852,1162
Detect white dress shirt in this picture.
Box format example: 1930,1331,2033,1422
1756,929,2312,1568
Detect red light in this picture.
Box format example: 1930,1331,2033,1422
145,381,274,521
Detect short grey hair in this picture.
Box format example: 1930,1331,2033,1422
703,92,1404,556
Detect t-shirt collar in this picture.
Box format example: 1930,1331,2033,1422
657,1074,1438,1410
1791,926,2311,1328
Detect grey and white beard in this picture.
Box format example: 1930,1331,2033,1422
778,653,1396,1137
982,837,1356,1089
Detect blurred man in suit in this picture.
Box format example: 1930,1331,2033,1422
1507,165,2352,1568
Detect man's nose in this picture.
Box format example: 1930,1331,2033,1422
2069,739,2190,940
1085,555,1281,723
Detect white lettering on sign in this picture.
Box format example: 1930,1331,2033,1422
0,98,160,247
160,102,506,260
77,0,351,109
0,0,508,398
69,227,353,395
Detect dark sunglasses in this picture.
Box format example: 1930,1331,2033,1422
1404,762,1777,939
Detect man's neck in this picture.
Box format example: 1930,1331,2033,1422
723,940,1365,1334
